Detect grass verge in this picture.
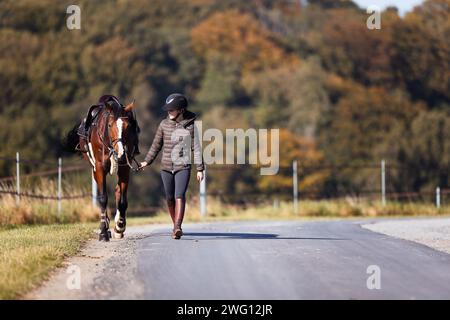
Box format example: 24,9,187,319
0,223,95,299
0,213,193,300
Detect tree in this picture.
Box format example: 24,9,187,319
195,53,245,107
380,109,450,191
243,57,329,138
391,0,450,106
318,8,398,87
191,9,299,74
0,0,64,33
319,84,424,192
258,129,328,194
0,29,41,109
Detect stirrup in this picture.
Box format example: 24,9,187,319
75,142,88,153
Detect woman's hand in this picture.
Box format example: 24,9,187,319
138,161,148,171
196,171,204,182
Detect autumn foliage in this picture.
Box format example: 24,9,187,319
191,9,299,74
0,0,448,205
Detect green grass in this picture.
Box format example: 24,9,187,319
0,223,96,300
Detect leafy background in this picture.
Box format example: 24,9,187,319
0,0,448,208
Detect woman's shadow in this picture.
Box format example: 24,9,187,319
182,232,348,241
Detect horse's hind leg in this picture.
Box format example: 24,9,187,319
95,168,110,242
113,166,129,239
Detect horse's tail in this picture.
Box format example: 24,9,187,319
62,122,81,153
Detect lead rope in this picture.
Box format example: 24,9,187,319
121,146,140,172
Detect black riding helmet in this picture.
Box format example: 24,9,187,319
162,93,188,111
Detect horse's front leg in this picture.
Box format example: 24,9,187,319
113,166,130,239
95,167,110,242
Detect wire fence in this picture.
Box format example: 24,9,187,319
0,153,162,216
205,189,450,203
0,164,86,183
0,189,90,200
199,160,448,214
0,153,92,208
1,153,448,217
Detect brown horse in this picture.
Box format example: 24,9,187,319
65,95,140,241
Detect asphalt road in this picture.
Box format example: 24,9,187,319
31,219,450,300
137,220,450,300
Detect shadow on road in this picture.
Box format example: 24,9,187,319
182,232,349,240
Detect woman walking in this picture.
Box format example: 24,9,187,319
139,93,204,239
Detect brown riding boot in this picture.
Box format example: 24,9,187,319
167,199,176,225
172,198,185,239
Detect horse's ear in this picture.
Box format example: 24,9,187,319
124,100,135,112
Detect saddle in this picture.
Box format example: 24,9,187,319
77,95,120,140
76,104,103,149
85,104,103,130
76,99,141,156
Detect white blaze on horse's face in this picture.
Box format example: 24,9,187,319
116,118,124,158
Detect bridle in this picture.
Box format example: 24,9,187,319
97,108,140,172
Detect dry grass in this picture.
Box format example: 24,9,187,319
0,179,98,226
152,197,450,222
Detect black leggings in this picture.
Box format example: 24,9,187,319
161,169,191,201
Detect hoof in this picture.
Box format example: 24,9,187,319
113,229,124,239
98,218,111,242
99,232,110,242
114,223,126,233
114,215,126,234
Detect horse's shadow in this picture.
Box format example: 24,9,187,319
181,232,348,241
